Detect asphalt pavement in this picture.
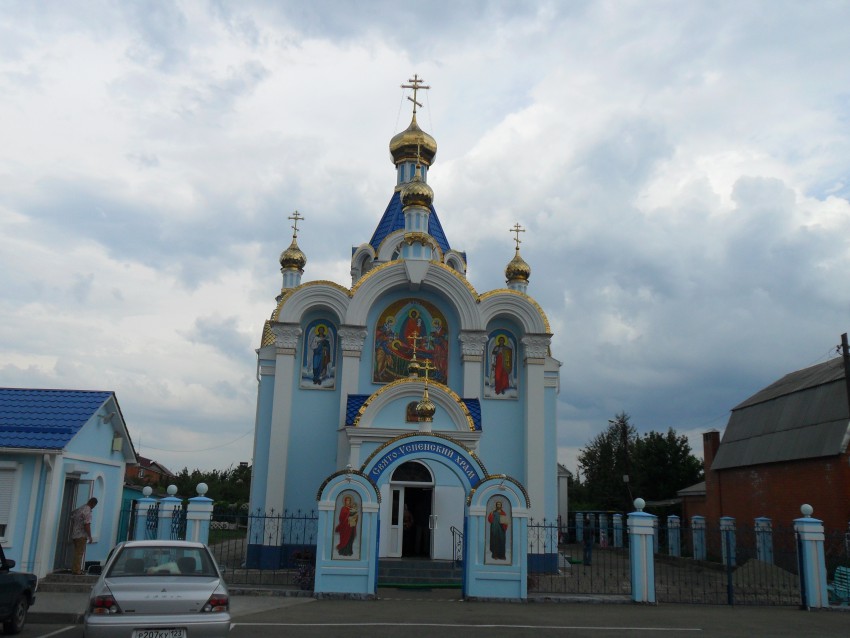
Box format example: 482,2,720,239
25,588,850,638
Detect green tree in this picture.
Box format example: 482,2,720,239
630,428,703,501
577,412,636,511
577,413,703,511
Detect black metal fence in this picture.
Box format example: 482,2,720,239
528,519,632,597
207,509,318,588
655,523,801,605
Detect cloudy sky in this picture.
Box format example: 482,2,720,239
2,1,850,481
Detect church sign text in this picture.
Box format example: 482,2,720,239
368,441,482,487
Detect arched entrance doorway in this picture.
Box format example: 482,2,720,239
388,461,433,558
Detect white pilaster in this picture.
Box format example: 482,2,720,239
337,326,367,470
522,334,550,522
266,324,301,513
459,331,488,398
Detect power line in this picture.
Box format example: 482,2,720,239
142,428,253,453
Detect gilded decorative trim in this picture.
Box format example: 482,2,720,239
359,431,489,477
273,280,352,318
430,261,479,298
270,289,294,322
476,288,552,334
466,474,531,508
352,377,475,431
349,260,398,297
402,231,439,249
261,320,275,347
315,467,381,503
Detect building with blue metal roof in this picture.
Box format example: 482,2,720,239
0,388,136,576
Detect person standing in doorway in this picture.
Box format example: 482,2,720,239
71,497,98,575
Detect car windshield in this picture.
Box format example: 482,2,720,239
106,545,218,577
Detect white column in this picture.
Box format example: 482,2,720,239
337,327,367,469
459,331,487,398
522,334,550,522
794,504,829,609
266,324,301,514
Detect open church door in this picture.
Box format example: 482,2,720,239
431,485,465,560
387,487,404,558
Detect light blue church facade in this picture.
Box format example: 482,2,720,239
248,78,560,593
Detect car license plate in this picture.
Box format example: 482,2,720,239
132,630,186,638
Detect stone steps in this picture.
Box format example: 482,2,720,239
378,559,462,587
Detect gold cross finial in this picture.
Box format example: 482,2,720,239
420,358,435,384
288,211,304,239
408,331,422,355
510,222,525,251
401,74,430,117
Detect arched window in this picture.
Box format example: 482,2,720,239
391,461,432,484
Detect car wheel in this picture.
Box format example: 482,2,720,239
2,594,28,634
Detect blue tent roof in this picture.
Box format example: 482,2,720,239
368,191,451,254
0,388,113,449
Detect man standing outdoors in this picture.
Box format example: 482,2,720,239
70,497,98,575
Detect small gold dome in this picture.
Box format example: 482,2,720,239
505,250,531,282
415,391,436,422
279,238,307,271
400,166,434,208
408,358,421,377
390,114,437,166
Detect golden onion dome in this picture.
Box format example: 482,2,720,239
279,238,307,271
390,114,437,166
408,358,421,378
415,390,436,422
505,250,531,282
400,166,434,208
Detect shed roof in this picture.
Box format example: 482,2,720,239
712,357,850,470
0,387,114,449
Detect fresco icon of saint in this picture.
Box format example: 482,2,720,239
373,299,448,384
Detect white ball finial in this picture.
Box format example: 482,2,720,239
197,482,209,496
142,486,153,497
167,484,178,496
801,504,814,517
634,498,646,512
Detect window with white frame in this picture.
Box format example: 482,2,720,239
0,463,21,542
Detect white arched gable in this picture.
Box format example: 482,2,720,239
478,291,549,334
354,380,476,432
375,230,405,262
443,250,466,275
346,262,481,330
278,282,351,324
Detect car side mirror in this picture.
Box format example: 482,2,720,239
2,558,14,570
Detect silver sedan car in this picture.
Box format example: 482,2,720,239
83,540,231,638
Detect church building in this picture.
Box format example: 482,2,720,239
248,77,560,569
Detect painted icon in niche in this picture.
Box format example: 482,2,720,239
300,321,336,389
485,496,511,564
333,490,361,560
484,330,517,399
373,299,448,384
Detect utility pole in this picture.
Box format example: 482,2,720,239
842,333,850,418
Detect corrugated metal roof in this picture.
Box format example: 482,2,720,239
677,480,706,497
0,387,113,449
712,358,850,470
367,191,451,254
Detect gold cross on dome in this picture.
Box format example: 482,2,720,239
407,331,422,355
401,74,430,116
288,211,304,239
510,222,525,251
421,358,435,383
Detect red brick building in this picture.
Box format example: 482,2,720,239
125,455,175,488
682,356,850,533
